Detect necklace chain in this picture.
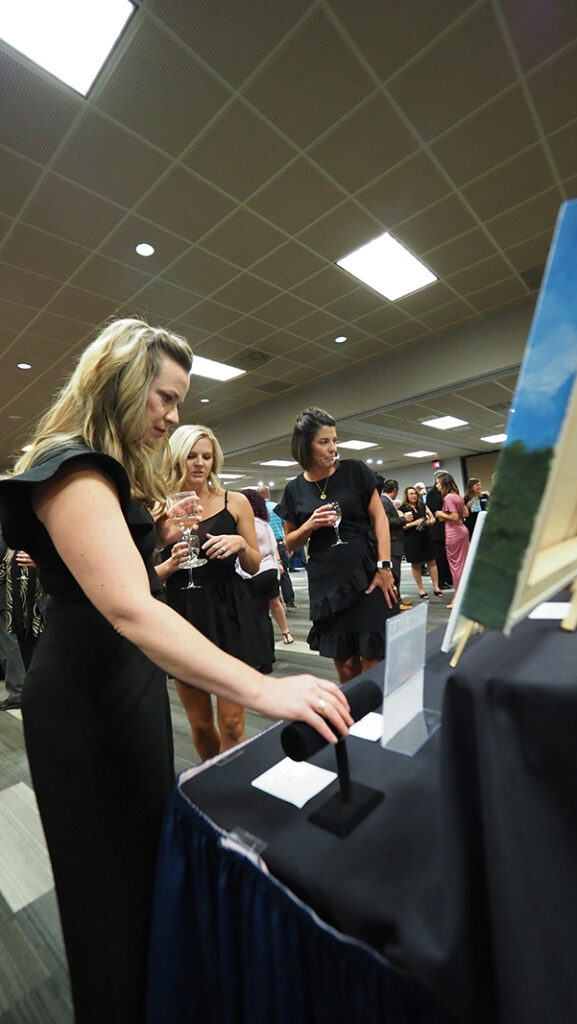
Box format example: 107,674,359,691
312,476,330,500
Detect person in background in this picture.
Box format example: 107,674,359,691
426,470,453,590
257,485,297,610
158,424,272,759
380,479,413,611
435,472,470,609
237,488,294,658
464,477,490,539
276,407,397,685
0,528,26,710
399,485,443,599
0,319,351,1024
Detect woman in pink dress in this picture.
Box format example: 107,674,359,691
434,473,469,609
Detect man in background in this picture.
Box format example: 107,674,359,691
381,479,413,611
257,486,297,611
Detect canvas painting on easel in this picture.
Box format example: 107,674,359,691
460,198,577,635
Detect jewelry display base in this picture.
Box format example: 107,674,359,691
309,782,384,838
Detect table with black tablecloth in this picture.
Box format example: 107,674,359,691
147,613,577,1024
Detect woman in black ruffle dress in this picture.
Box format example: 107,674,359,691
276,407,398,685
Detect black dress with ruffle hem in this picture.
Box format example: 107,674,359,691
275,460,396,660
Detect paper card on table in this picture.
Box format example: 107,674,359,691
528,602,571,620
349,711,383,741
251,757,337,809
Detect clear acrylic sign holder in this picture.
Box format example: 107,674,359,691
381,603,441,756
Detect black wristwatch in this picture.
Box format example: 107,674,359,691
376,560,393,570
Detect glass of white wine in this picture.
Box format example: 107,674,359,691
168,491,206,589
330,501,347,546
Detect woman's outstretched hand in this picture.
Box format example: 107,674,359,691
255,675,353,744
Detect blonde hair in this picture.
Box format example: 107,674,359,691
168,424,224,495
11,318,192,507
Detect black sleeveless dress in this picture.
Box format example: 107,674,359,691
276,460,397,660
0,444,174,1024
164,493,270,672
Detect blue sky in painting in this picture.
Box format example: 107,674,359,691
506,199,577,451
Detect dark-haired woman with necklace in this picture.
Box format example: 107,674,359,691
275,407,397,685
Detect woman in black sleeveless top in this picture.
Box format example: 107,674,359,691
157,424,270,760
0,321,351,1024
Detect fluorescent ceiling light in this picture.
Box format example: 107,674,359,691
191,355,246,382
405,450,438,458
481,433,507,444
0,0,134,96
219,473,245,480
338,440,378,450
337,232,437,301
259,460,297,467
422,416,469,430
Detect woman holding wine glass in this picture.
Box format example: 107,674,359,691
276,407,398,685
159,424,271,759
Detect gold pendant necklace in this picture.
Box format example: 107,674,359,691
312,476,329,500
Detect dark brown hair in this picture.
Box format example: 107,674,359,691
290,407,336,470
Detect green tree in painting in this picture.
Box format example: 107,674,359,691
461,441,553,630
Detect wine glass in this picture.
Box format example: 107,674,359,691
16,551,30,582
331,501,347,546
168,491,205,590
184,532,207,590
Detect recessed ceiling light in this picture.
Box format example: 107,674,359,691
480,433,507,444
135,242,155,257
366,458,374,464
338,440,378,450
200,398,210,404
259,460,297,467
335,335,347,344
404,450,438,458
191,355,245,382
376,459,383,465
0,0,135,96
337,232,437,301
17,362,32,370
421,416,468,430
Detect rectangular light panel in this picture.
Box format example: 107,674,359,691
191,355,246,382
338,440,379,450
421,416,469,430
0,0,134,96
337,232,437,301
